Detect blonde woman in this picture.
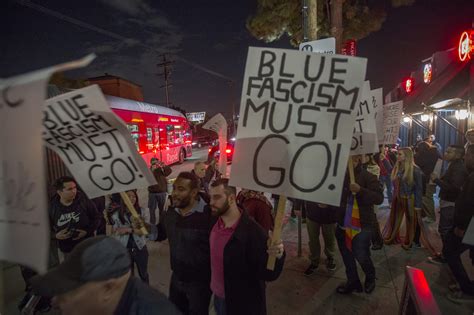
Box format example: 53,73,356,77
383,148,423,249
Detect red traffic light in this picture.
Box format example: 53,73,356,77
404,78,414,94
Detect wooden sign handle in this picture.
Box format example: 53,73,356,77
119,191,148,235
267,195,287,270
348,157,357,195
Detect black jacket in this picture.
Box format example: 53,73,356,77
293,199,339,224
414,147,439,190
434,159,467,202
223,212,285,315
155,203,217,282
148,164,172,193
114,276,181,315
49,192,101,253
336,165,384,229
454,170,474,230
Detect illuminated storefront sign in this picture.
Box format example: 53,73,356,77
458,30,473,62
423,63,432,84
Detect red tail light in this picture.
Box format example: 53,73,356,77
208,148,212,152
225,149,232,154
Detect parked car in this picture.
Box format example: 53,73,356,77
208,139,235,164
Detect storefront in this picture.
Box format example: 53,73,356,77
385,29,474,149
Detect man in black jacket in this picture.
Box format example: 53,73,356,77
209,178,285,315
336,155,384,295
428,145,467,264
148,157,172,224
414,141,439,222
49,176,101,257
31,236,180,315
152,171,216,315
292,199,337,275
445,144,474,303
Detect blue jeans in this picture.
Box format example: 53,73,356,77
379,175,392,204
213,295,226,315
336,227,375,284
148,192,167,224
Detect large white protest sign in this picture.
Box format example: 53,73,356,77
0,55,94,273
230,47,367,206
382,101,404,144
350,81,379,155
299,38,336,54
203,114,228,174
43,85,155,199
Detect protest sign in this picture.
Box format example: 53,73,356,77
0,55,94,273
230,47,367,206
371,88,384,144
42,85,155,199
350,81,379,155
203,114,228,174
382,101,404,145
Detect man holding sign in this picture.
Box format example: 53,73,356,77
335,156,383,295
209,178,284,315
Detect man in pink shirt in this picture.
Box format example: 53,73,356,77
209,179,285,315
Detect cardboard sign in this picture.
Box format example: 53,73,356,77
230,47,367,206
43,85,155,199
203,113,228,174
0,55,94,273
299,38,336,54
350,81,379,155
382,101,404,145
371,88,384,144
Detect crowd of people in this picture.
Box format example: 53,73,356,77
18,129,474,314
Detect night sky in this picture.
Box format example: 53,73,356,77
1,0,474,118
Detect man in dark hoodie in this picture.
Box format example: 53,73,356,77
336,155,384,295
428,145,467,264
444,144,474,303
49,176,101,257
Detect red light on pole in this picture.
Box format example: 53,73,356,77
404,78,414,93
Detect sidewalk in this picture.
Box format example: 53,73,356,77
264,202,474,315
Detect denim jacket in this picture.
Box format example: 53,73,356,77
394,166,423,208
111,210,148,250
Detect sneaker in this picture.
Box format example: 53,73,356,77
448,283,460,292
371,244,383,250
427,256,447,265
304,263,318,276
447,291,474,304
326,259,336,271
364,278,376,294
336,281,363,294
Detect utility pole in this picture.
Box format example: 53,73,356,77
157,54,174,107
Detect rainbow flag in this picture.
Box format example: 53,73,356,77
344,195,361,251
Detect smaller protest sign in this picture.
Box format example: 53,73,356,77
350,81,379,155
42,85,155,199
203,114,228,174
382,101,404,145
371,88,384,144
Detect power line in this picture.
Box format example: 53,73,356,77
15,0,235,83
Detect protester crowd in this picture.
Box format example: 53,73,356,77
18,129,474,314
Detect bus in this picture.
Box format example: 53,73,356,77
106,95,192,166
